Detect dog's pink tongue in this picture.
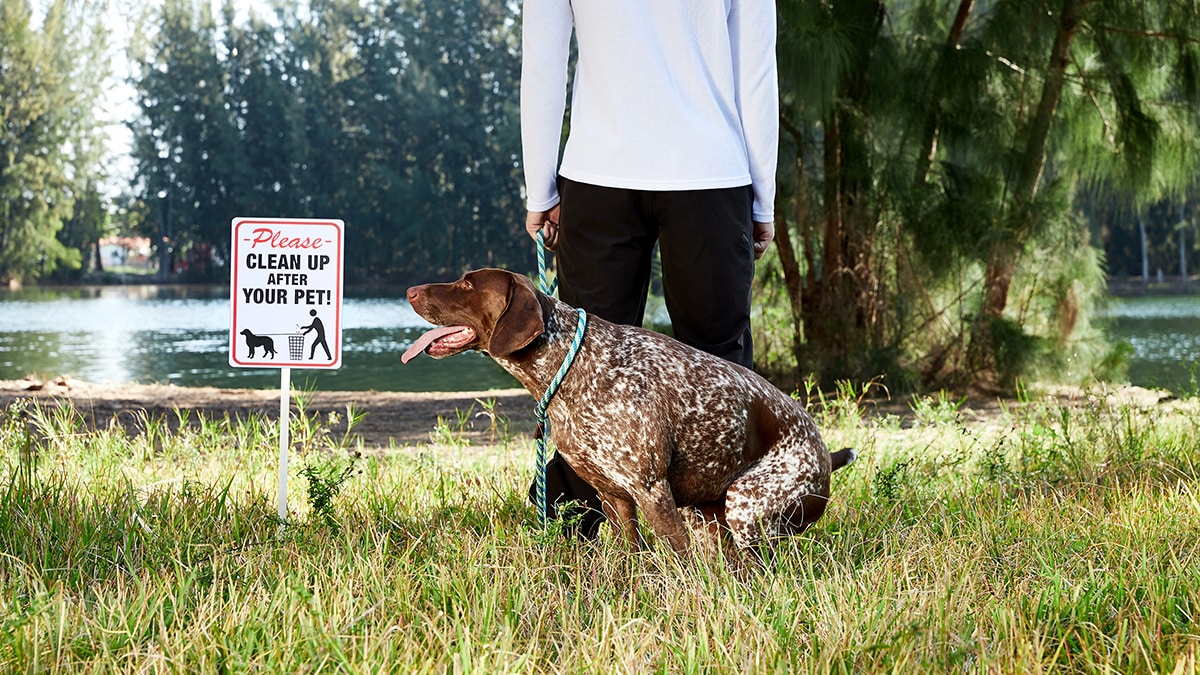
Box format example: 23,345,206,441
401,325,466,363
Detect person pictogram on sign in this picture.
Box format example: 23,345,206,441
300,309,332,360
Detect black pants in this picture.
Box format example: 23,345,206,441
529,178,756,538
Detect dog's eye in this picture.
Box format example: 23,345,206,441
460,280,473,290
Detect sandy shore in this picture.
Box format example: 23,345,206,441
2,375,1182,451
0,375,538,449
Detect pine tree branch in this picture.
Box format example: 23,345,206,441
1070,51,1115,146
1092,24,1200,45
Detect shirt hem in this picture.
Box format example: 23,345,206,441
559,168,752,193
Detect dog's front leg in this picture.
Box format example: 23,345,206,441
599,494,641,550
636,481,691,555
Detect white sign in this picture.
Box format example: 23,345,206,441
229,218,344,370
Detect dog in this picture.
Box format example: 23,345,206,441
240,329,277,359
403,268,854,564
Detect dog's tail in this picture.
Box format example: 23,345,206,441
830,447,857,471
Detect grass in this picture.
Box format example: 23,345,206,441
1,386,1199,673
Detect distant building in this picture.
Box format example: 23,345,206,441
97,236,154,272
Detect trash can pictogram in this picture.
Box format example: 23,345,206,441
288,334,305,360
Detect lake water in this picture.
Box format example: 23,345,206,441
1,285,1197,393
1101,295,1200,392
0,285,518,392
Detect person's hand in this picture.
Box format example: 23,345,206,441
526,205,561,250
752,220,774,260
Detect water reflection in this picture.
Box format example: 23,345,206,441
0,284,518,392
4,285,1197,393
1100,295,1200,392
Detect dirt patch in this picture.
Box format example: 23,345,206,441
0,375,537,449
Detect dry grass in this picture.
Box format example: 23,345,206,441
1,385,1198,673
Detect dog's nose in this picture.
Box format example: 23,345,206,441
406,287,419,301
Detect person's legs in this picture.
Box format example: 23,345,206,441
654,185,756,368
530,178,658,538
556,179,657,325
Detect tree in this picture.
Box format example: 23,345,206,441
0,0,109,284
773,0,890,381
129,0,237,280
965,0,1200,380
768,0,1200,392
53,182,111,279
127,0,526,283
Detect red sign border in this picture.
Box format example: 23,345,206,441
229,217,345,369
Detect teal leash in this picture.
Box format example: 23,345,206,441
534,229,585,527
536,228,558,297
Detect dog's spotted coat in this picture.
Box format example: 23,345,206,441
406,268,854,563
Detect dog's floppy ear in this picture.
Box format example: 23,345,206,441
488,272,544,356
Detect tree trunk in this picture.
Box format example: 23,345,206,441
1012,0,1079,209
813,105,858,365
914,0,976,187
807,0,886,381
972,0,1079,376
773,190,805,368
1180,212,1188,287
822,112,844,287
158,195,173,281
1139,215,1149,286
981,255,1016,321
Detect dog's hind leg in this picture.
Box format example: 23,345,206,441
724,450,831,555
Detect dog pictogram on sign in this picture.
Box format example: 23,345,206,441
229,218,344,369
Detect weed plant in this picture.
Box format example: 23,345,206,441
1,387,1198,673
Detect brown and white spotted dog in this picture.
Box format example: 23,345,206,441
403,268,855,563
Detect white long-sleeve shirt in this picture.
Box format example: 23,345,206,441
521,0,778,223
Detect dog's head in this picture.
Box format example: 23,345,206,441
240,329,253,336
402,268,544,363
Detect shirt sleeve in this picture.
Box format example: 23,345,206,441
520,0,575,212
730,0,779,223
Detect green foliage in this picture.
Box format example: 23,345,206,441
907,390,965,426
51,182,113,281
128,0,527,283
429,403,476,448
473,397,512,448
768,0,1200,391
299,451,359,533
0,0,109,284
